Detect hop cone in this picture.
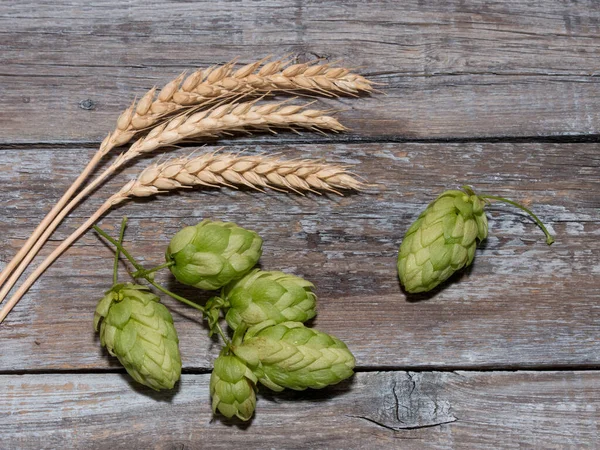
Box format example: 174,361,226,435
233,321,355,392
210,352,258,421
397,188,488,293
166,219,263,290
223,269,317,331
94,283,182,391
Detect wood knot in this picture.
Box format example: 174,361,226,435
79,99,96,110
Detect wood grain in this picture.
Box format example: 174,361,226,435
0,142,597,371
2,0,600,143
2,1,600,446
1,371,598,449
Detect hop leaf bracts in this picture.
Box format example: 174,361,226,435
166,219,263,290
397,186,555,294
233,321,355,392
223,269,317,331
397,188,488,293
210,351,258,421
94,283,182,391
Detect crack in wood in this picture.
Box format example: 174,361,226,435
345,373,459,430
348,414,457,431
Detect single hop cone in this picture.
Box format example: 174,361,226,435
94,283,182,391
166,219,263,290
223,269,317,331
397,187,488,293
210,352,258,421
233,321,355,392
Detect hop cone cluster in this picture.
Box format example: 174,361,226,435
166,219,262,290
233,321,355,392
94,283,182,391
223,269,317,331
210,352,258,421
397,188,488,293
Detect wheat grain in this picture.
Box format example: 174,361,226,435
173,58,374,106
123,99,346,159
0,152,364,323
118,151,365,198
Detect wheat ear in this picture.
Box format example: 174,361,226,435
0,100,344,307
125,99,346,155
0,57,371,291
102,56,372,145
171,57,374,107
0,151,364,323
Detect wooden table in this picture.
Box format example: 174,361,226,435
1,1,599,448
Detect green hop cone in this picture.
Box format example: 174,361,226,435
223,269,317,331
397,186,555,293
397,187,488,293
233,321,355,392
166,219,263,290
210,351,258,421
94,283,182,391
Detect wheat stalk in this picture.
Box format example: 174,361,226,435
0,151,365,323
0,56,371,293
0,100,345,308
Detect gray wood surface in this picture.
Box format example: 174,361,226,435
1,371,599,449
2,1,600,142
0,142,598,372
1,0,599,448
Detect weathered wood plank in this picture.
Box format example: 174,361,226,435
0,142,598,370
2,0,600,142
1,370,598,449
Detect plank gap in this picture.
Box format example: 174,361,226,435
2,133,600,152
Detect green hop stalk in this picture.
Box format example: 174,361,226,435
221,269,317,331
94,283,182,391
210,350,258,421
166,219,263,290
397,186,555,293
233,321,355,392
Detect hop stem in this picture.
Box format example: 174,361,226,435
479,194,555,245
93,225,206,314
113,217,128,285
213,322,232,348
93,224,238,347
132,261,175,279
145,278,205,314
231,324,248,348
93,225,144,271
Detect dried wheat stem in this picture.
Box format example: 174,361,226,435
0,151,364,323
0,113,129,290
0,162,120,305
0,196,123,324
0,148,107,289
